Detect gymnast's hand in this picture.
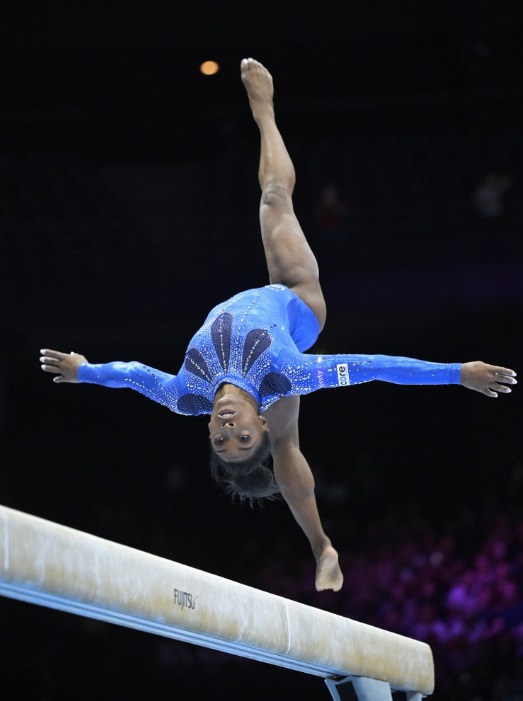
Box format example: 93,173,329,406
460,361,517,398
40,349,88,383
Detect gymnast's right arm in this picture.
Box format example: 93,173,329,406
39,348,178,410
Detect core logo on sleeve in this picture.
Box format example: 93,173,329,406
336,363,350,386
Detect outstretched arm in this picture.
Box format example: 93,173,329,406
264,396,343,592
286,352,516,397
40,348,179,411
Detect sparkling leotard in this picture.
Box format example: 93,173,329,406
78,284,461,415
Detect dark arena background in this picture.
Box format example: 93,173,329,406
1,2,522,699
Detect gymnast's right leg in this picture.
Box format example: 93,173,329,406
241,58,327,331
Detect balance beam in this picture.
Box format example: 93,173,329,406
0,506,433,700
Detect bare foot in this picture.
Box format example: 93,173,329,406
241,58,274,121
315,545,344,592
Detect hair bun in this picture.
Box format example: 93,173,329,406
226,465,280,505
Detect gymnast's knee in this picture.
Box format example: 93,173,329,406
261,180,293,209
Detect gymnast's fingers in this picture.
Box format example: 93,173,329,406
40,362,63,374
491,365,517,380
487,365,516,379
495,385,512,394
40,348,68,362
481,387,499,398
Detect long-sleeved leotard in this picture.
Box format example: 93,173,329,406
78,284,462,415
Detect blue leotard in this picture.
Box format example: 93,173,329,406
78,284,461,415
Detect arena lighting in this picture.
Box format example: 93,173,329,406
200,60,220,76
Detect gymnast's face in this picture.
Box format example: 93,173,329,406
208,402,268,462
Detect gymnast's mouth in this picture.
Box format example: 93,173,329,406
217,410,236,419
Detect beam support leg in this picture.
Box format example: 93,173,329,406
325,676,393,701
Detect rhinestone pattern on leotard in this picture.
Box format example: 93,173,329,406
177,286,302,414
77,284,462,415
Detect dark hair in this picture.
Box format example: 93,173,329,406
209,432,280,505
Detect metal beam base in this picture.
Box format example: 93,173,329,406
325,676,425,701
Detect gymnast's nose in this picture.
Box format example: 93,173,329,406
221,420,235,428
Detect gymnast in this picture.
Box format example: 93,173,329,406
40,58,517,593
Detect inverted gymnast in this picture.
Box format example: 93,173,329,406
40,58,517,593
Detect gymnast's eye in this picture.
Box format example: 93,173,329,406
239,434,251,442
213,437,224,445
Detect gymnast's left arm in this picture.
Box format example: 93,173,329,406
264,397,344,592
290,353,517,397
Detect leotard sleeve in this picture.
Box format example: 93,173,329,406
78,361,180,411
282,352,461,394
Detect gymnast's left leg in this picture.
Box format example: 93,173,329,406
242,58,343,592
241,57,327,330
